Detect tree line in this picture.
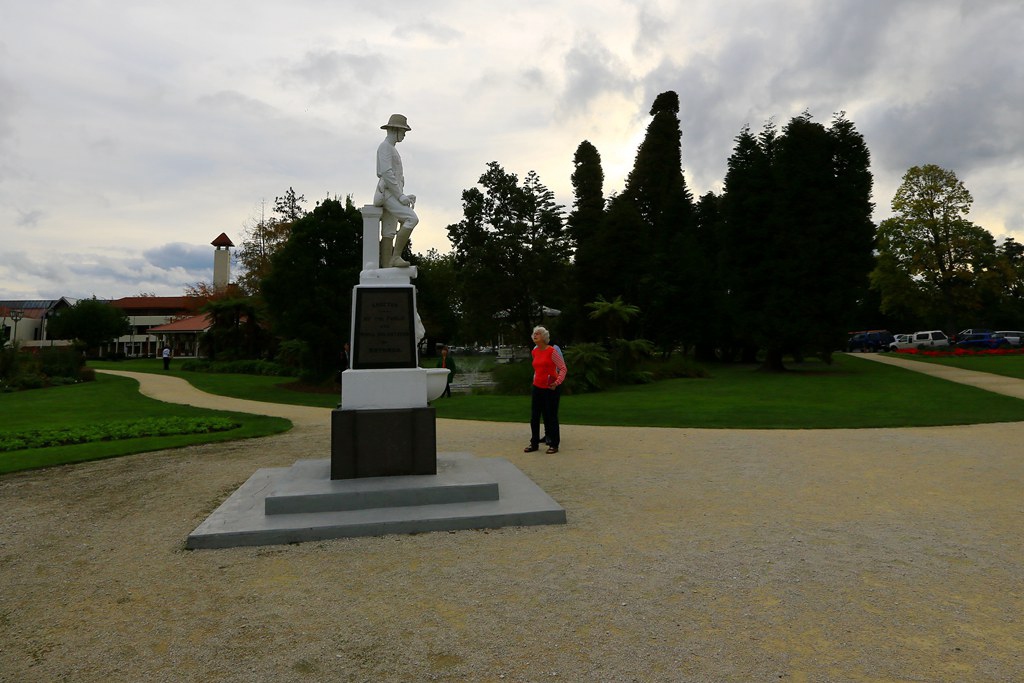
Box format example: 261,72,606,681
48,90,1019,380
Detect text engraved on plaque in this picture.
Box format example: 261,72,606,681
353,287,416,369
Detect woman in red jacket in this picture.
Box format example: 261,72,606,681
524,326,567,454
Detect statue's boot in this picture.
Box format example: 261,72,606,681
389,227,413,267
379,236,394,268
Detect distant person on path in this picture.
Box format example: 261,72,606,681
373,113,419,268
340,342,351,374
162,345,171,370
524,326,566,454
437,345,457,398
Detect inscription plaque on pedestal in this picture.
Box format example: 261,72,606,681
352,287,417,369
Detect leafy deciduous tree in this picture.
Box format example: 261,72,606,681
872,164,997,330
47,297,131,354
236,188,308,295
446,162,570,343
412,248,461,353
261,196,361,379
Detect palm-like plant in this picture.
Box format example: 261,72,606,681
585,295,640,341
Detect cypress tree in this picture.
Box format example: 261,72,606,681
721,113,875,370
567,140,607,340
617,90,697,350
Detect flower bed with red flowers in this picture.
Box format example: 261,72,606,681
893,347,1024,358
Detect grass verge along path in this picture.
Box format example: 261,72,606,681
0,373,291,474
886,352,1024,380
90,358,337,407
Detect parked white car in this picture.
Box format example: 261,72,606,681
994,331,1024,346
888,333,916,351
911,330,950,348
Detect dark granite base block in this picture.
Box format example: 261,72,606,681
331,407,436,479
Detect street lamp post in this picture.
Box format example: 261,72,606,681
10,309,24,345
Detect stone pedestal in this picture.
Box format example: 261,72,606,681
331,407,436,479
186,454,567,549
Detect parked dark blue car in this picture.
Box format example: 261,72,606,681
956,333,1011,350
847,330,894,352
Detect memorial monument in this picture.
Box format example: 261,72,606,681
332,113,449,479
185,114,565,548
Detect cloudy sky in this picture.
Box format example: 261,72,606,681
1,0,1022,300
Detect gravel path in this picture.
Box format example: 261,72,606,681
2,360,1023,681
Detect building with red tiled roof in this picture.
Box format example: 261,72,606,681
148,313,213,358
102,296,205,357
1,298,76,348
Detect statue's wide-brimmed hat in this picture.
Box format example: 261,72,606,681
381,114,412,131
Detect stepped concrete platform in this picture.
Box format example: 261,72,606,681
186,453,566,549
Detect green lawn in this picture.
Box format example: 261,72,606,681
6,352,1021,475
89,354,1024,429
885,352,1024,380
0,373,291,474
433,354,1024,429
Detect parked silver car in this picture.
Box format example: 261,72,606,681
994,330,1024,346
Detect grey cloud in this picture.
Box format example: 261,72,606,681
767,3,896,102
197,91,278,119
632,1,671,58
61,253,209,298
2,251,66,283
282,50,390,101
0,250,200,299
518,67,549,90
16,209,43,228
143,243,214,272
861,11,1024,177
560,39,637,113
393,21,462,44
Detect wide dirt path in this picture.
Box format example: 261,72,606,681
1,362,1023,681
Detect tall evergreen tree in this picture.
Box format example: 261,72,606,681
614,90,697,350
722,113,874,369
820,111,877,343
692,191,727,361
721,123,776,362
567,140,606,340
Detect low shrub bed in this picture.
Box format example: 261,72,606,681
179,359,293,376
0,345,92,392
0,416,240,452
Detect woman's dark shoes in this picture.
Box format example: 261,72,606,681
523,445,539,452
545,447,558,454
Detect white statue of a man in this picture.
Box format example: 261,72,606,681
374,114,419,268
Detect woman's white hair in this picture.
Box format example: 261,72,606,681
532,326,550,343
